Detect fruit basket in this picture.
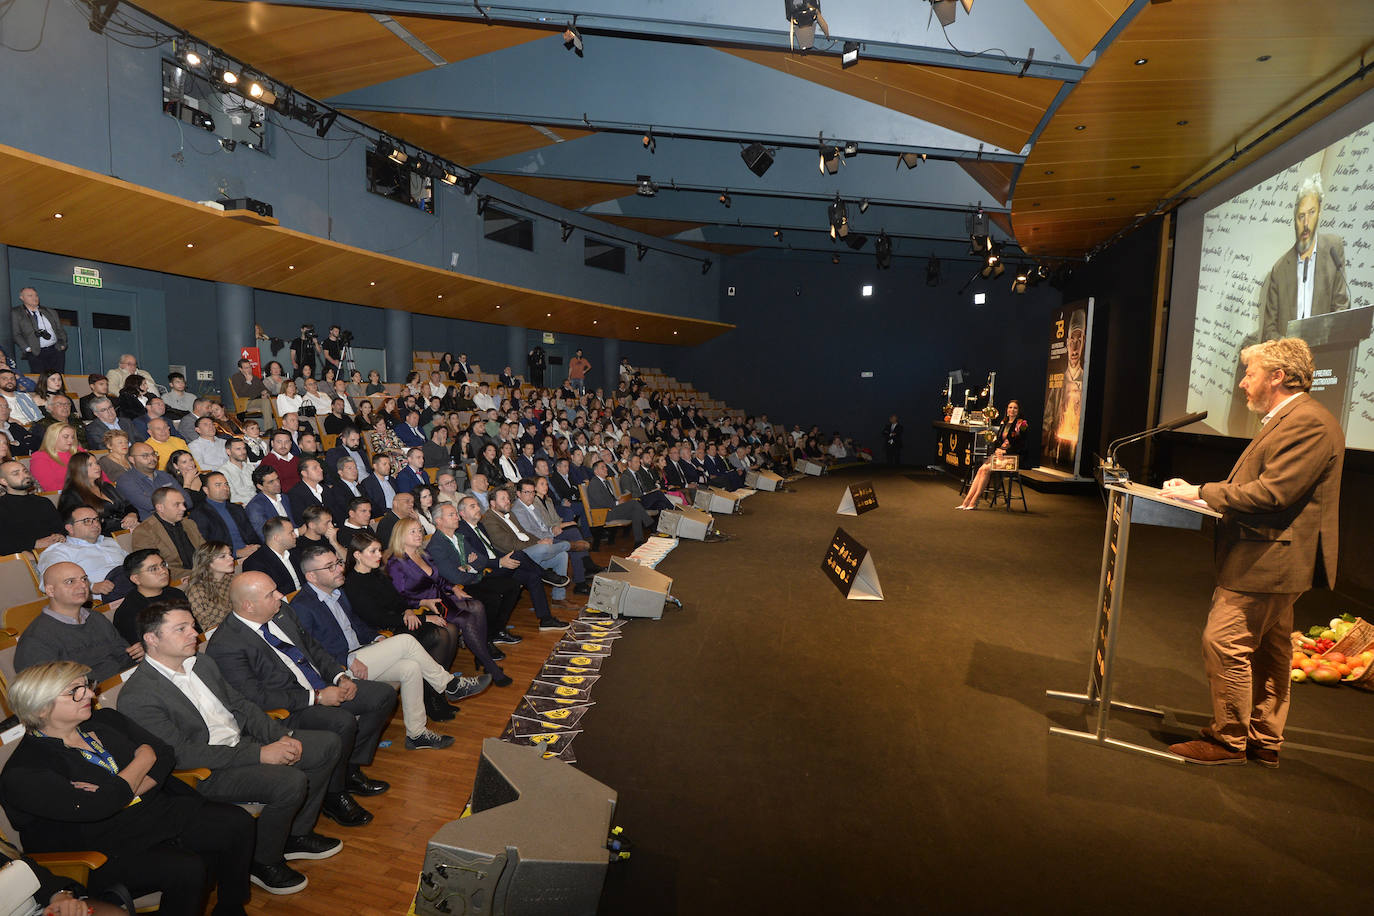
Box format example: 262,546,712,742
1290,615,1374,689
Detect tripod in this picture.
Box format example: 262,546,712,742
339,344,357,380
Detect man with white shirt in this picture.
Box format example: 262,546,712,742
512,478,590,596
472,383,497,413
243,517,303,596
325,457,365,526
301,378,332,418
335,499,372,551
330,379,355,416
325,427,369,484
426,371,448,402
120,602,343,896
360,454,397,517
0,366,43,426
189,416,229,470
246,466,298,539
37,506,133,601
482,486,573,602
291,542,491,751
287,456,331,522
466,472,492,511
220,438,259,505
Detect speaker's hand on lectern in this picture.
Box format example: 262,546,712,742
1160,478,1200,500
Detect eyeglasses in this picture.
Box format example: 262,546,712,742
308,559,343,574
62,679,96,701
70,516,101,525
140,561,169,573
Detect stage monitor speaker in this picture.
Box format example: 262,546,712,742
796,460,824,476
218,196,274,218
699,487,746,514
656,507,714,540
588,557,673,619
415,739,617,916
745,469,783,491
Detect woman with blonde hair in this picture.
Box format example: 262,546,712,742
98,428,133,482
385,518,510,686
275,378,303,418
30,422,81,491
186,540,236,631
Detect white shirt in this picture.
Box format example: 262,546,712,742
1261,392,1303,426
273,548,302,592
145,655,241,747
301,391,332,415
221,460,258,505
276,393,304,416
37,535,127,584
473,392,496,412
23,306,56,350
4,391,42,424
498,456,521,482
1295,245,1318,321
190,436,228,470
264,492,291,520
491,510,530,543
427,382,447,399
233,613,335,699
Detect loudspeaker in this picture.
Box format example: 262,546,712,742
656,507,714,540
699,487,745,514
745,469,783,491
588,557,673,619
740,142,774,177
218,196,274,218
416,739,617,916
796,460,824,476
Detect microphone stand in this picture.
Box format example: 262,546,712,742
1100,411,1208,484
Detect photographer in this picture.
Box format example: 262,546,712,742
10,287,68,374
290,324,319,377
321,325,347,374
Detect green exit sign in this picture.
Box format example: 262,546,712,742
73,267,102,288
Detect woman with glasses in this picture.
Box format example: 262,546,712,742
1,661,254,916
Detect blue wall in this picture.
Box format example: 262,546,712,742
0,0,719,324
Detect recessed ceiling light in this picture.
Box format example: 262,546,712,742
635,326,639,330
1107,196,1116,201
1177,119,1189,126
1074,124,1086,131
1256,54,1271,62
592,320,597,324
369,281,376,286
546,312,551,317
288,265,294,270
437,294,443,299
1134,58,1148,66
495,305,501,309
52,212,62,219
1032,202,1041,207
186,243,194,248
673,331,678,335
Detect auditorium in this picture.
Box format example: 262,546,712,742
2,1,1374,913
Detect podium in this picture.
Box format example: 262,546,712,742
1288,305,1374,429
1046,481,1220,761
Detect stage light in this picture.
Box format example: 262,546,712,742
218,67,239,85
925,255,941,287
897,152,927,170
827,195,848,239
1011,268,1028,294
930,0,974,27
741,142,774,177
636,243,648,261
219,138,236,152
456,174,481,195
773,228,784,241
701,259,713,275
561,221,574,242
784,0,823,51
248,81,265,98
563,25,584,57
377,139,406,165
844,233,868,251
718,191,731,208
636,174,658,197
980,243,1005,279
819,144,841,175
440,170,459,186
642,129,655,153
844,142,858,157
314,110,335,138
183,49,202,68
842,41,859,68
476,196,489,215
859,198,870,213
875,231,892,270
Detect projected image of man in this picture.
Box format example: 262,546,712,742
1260,174,1349,342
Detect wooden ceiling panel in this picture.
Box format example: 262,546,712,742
675,242,757,257
725,48,1061,153
337,113,594,167
491,176,635,211
593,216,708,238
0,144,730,347
391,17,547,62
1023,0,1135,64
958,160,1015,205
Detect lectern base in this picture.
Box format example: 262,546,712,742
1045,689,1184,763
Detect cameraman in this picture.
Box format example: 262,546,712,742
10,287,68,374
321,325,346,374
290,323,318,377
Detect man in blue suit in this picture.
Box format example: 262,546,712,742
393,448,431,496
515,441,538,478
190,472,261,559
360,454,397,517
290,543,487,749
394,410,426,448
246,464,298,540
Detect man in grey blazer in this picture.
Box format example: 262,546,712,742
9,286,67,373
1162,338,1344,767
1259,175,1350,342
119,601,344,895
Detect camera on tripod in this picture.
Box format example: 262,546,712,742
339,329,354,345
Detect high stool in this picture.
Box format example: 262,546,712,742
990,470,1027,512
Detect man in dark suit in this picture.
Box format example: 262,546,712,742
324,427,369,485
208,570,397,825
618,453,674,511
246,465,298,541
456,495,566,632
120,602,343,895
243,517,304,596
393,448,431,496
429,502,522,644
77,375,110,421
1259,177,1350,343
882,415,903,466
585,460,653,542
325,458,366,526
10,286,67,373
1161,338,1344,767
189,472,261,560
395,410,426,448
286,456,331,522
360,454,397,517
335,498,373,552
83,395,137,449
373,491,413,550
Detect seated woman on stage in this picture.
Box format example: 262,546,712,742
958,399,1030,510
2,661,254,916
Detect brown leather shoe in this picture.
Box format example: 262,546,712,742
1246,745,1280,768
1169,737,1246,765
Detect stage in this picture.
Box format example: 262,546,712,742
562,466,1374,914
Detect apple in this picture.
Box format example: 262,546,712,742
1291,668,1308,683
1324,651,1347,665
1311,666,1341,685
1352,666,1366,679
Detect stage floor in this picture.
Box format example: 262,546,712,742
570,467,1374,914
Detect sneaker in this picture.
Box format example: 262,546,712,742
406,729,456,750
250,861,308,895
541,571,572,588
492,629,522,645
283,833,343,861
539,619,569,632
445,673,492,700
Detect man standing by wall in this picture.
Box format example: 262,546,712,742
10,287,67,374
1160,338,1343,767
567,348,591,395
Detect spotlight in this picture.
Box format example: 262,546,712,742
1030,263,1049,285
218,67,239,86
819,144,841,175
718,191,731,208
897,152,927,170
701,259,713,275
476,196,489,215
635,174,658,197
636,243,648,261
1011,268,1028,294
440,170,459,186
827,195,848,239
563,25,584,57
219,138,237,152
197,113,215,132
561,221,574,242
843,142,858,157
842,40,859,68
642,129,655,153
182,48,202,68
456,174,481,195
925,255,941,287
980,243,1005,279
784,0,825,51
773,228,784,242
844,233,868,251
741,142,774,177
875,231,892,269
377,139,407,165
930,0,974,28
314,110,336,138
859,198,870,214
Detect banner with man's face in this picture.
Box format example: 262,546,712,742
1042,302,1093,476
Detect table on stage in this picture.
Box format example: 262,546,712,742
932,421,987,480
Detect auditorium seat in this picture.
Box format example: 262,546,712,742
5,598,50,635
0,554,41,606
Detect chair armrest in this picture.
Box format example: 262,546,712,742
173,767,212,787
30,850,107,882
266,708,289,720
588,508,608,527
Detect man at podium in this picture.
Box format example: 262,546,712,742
1160,338,1344,766
1259,174,1349,343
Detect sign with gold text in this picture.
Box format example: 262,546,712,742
837,481,879,516
821,527,883,600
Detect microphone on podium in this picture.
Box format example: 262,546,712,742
1102,411,1208,479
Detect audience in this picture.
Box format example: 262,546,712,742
113,549,189,645
185,541,238,632
14,562,142,681
0,458,65,554
58,451,138,535
131,487,204,581
36,506,132,603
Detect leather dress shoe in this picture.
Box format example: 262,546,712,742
283,832,343,861
573,583,592,595
321,792,374,827
250,860,308,895
1168,737,1246,765
1247,745,1280,768
345,769,390,796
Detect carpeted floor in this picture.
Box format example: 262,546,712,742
571,467,1374,915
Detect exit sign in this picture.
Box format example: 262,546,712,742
73,266,102,288
542,332,556,344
